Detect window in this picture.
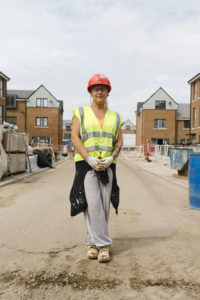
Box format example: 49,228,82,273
32,136,51,145
193,82,197,100
181,139,191,145
0,79,4,97
184,120,190,129
151,138,169,145
125,125,131,130
0,105,3,124
6,95,17,108
36,117,48,127
36,98,48,107
193,108,196,128
155,100,166,109
154,119,166,129
6,116,17,125
65,125,71,130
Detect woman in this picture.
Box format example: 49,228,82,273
70,73,122,263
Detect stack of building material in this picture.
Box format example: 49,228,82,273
27,145,39,172
3,130,29,175
0,126,8,180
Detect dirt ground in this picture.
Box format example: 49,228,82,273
0,156,200,299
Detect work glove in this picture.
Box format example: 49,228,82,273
86,156,100,170
101,156,114,168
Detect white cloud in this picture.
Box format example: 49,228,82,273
0,0,200,123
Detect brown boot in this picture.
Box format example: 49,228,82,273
87,245,99,259
98,246,110,263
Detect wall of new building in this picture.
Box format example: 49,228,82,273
177,120,190,144
26,85,63,146
0,77,7,124
190,80,200,143
143,109,177,144
141,88,178,111
6,100,26,132
136,112,143,146
26,107,61,146
58,110,63,145
27,86,59,108
137,109,177,146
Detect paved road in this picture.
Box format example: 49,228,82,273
0,157,200,299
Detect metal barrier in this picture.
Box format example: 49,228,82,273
151,145,200,158
121,145,144,157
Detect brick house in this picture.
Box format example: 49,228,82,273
63,120,72,142
121,119,136,148
188,73,200,144
0,71,10,125
136,87,179,147
7,85,63,146
176,104,190,144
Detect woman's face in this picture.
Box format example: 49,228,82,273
90,85,108,106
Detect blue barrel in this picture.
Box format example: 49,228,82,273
189,153,200,209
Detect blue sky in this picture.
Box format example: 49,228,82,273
1,0,200,123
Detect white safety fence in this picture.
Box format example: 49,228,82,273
121,144,200,159
121,145,144,157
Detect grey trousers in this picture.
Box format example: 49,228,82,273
84,167,113,247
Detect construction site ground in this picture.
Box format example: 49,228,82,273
0,154,200,300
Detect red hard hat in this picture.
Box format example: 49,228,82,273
87,73,111,92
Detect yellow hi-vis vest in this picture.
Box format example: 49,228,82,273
72,106,122,164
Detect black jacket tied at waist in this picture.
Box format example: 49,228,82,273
69,161,120,217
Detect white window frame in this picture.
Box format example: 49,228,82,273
193,108,196,128
32,136,51,146
0,79,4,98
155,100,166,110
193,82,197,100
6,116,17,125
36,98,48,107
36,117,48,127
154,119,166,129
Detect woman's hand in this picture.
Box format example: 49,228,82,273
86,156,108,171
101,156,114,168
85,156,104,171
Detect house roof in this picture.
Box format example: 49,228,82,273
122,119,135,126
143,87,178,106
27,84,59,101
135,87,178,115
7,89,34,99
188,73,200,84
7,85,62,108
177,103,190,120
58,100,64,112
137,102,144,110
0,71,10,81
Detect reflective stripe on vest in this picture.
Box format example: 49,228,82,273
78,107,120,143
114,113,120,144
85,145,113,152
